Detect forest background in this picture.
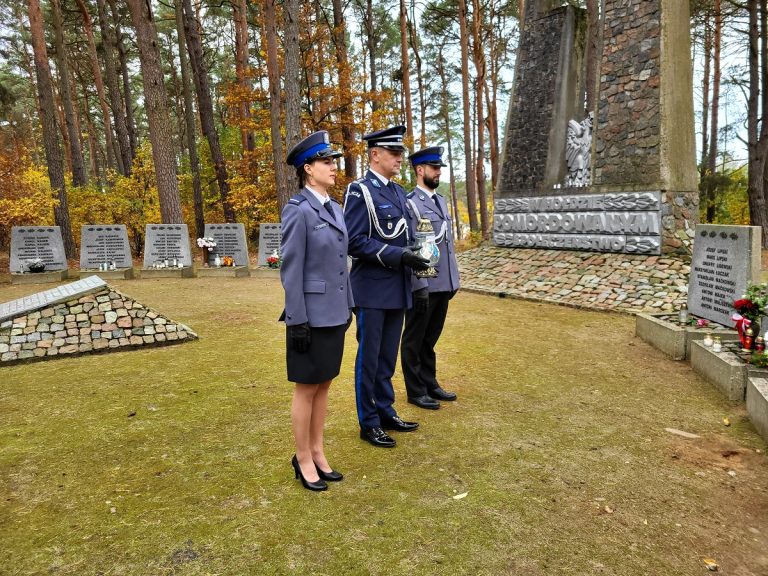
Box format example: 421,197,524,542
0,0,765,259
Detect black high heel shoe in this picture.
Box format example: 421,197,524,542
291,455,327,491
314,461,344,482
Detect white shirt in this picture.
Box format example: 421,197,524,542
369,168,390,186
305,185,330,205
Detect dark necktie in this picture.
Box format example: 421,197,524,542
431,194,445,218
324,201,336,221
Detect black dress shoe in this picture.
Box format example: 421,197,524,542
428,386,457,401
291,455,328,491
381,415,419,432
360,427,396,448
314,462,343,482
408,395,440,410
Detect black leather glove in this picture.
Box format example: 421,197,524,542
288,323,311,353
413,288,429,314
401,247,430,271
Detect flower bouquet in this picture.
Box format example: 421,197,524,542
26,258,46,273
196,237,217,266
733,283,768,349
266,250,281,269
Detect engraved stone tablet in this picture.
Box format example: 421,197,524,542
257,223,282,266
142,224,192,268
10,226,68,273
204,223,249,266
80,225,132,269
688,224,761,326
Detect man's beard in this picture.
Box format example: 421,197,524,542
423,174,440,190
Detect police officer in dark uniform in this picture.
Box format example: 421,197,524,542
343,125,431,448
281,130,354,490
401,146,460,410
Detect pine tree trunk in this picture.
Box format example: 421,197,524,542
27,0,76,258
284,0,301,192
438,51,462,241
80,0,120,174
92,0,132,175
747,0,768,245
458,0,478,232
332,0,357,179
706,0,721,223
110,0,137,161
408,6,426,148
472,0,488,238
233,0,254,152
182,0,236,222
365,0,378,111
51,0,87,186
399,0,414,147
126,0,183,224
175,0,204,240
263,0,290,211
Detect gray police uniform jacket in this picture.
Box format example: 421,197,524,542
280,188,354,327
407,187,461,293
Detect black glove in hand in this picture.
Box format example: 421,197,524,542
413,288,429,314
401,247,430,271
288,323,311,353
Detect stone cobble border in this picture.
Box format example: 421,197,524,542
456,245,689,314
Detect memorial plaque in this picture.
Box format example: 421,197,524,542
10,226,68,273
80,225,132,269
688,224,761,326
142,224,192,268
257,223,282,266
204,223,249,266
493,191,663,255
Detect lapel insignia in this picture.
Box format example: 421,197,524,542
371,179,381,188
419,194,425,200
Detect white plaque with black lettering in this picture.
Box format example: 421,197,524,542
10,226,68,273
257,223,282,266
142,224,192,268
204,223,249,266
688,224,761,326
80,225,132,269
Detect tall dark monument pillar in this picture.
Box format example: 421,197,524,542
494,0,697,256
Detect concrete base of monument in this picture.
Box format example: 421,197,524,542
10,270,69,285
635,313,739,360
138,267,195,279
747,377,768,443
251,267,280,278
78,268,135,280
689,340,768,403
196,266,250,278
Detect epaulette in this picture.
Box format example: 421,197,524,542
406,191,415,199
288,195,307,205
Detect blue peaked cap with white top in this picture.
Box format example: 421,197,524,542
363,125,407,151
286,130,342,168
410,146,447,167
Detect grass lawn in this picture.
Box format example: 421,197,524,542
1,277,767,575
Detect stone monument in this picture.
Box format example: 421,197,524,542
80,225,133,279
142,224,192,272
687,224,762,327
203,223,249,267
495,0,697,255
257,223,281,266
10,226,69,283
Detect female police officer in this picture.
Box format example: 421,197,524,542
280,131,354,491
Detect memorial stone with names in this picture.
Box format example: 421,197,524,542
10,226,68,273
80,225,132,269
257,223,281,266
142,224,192,268
687,224,761,327
204,223,249,266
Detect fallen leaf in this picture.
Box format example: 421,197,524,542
703,558,719,571
604,505,614,514
664,428,700,439
723,417,731,427
453,492,468,500
727,470,737,477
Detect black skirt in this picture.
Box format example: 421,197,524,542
286,323,348,384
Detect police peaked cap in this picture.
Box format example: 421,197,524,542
410,146,447,167
363,125,407,151
286,130,342,167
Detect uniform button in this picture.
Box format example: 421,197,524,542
338,236,342,241
339,286,344,291
339,271,343,275
339,254,344,258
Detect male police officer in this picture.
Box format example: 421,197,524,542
343,126,431,448
401,146,460,410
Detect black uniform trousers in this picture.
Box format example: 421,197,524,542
400,291,451,398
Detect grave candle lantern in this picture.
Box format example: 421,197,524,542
678,304,688,325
